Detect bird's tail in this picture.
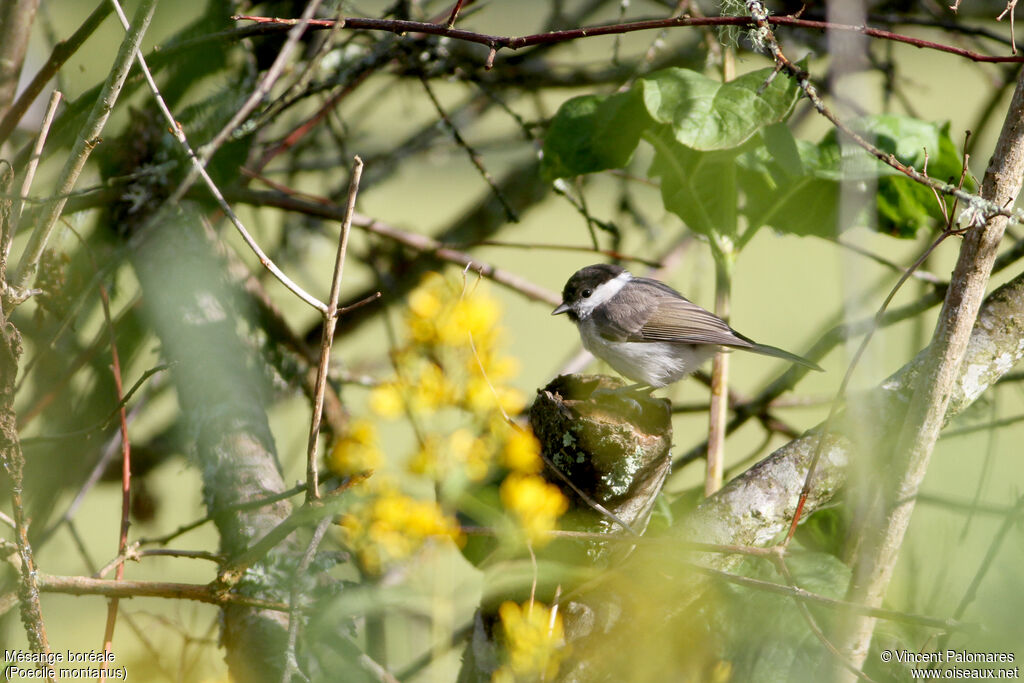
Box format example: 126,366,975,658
749,343,823,372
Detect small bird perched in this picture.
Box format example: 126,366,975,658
552,264,822,389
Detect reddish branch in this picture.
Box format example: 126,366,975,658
235,8,1024,224
97,278,130,680
233,12,1024,64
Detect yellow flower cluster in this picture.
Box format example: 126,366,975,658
359,273,539,482
499,473,569,546
339,483,464,575
328,270,568,564
493,600,566,682
327,418,382,475
368,271,527,425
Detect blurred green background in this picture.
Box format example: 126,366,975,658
3,0,1023,680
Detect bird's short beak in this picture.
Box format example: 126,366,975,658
552,302,570,315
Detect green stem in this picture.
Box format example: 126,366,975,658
706,241,734,496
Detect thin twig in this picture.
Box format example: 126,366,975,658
136,483,308,547
281,516,333,683
770,556,879,683
696,565,976,634
0,166,52,663
420,75,517,222
745,1,1021,228
445,0,467,28
232,12,1024,64
307,157,363,501
104,0,328,313
216,475,367,589
706,248,732,497
189,0,327,194
34,402,147,548
94,548,222,579
227,186,561,305
11,0,157,298
784,226,961,545
836,53,1024,680
96,274,132,681
541,453,637,536
7,90,61,258
449,239,663,268
945,494,1024,624
835,237,945,285
29,573,290,612
0,2,107,146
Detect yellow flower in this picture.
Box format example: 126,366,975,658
482,353,521,382
408,435,441,477
340,485,464,574
494,601,565,681
449,428,492,482
408,315,438,344
328,419,382,475
408,287,443,320
496,386,526,415
369,382,404,419
406,273,451,344
455,295,500,337
437,290,500,347
410,363,454,412
464,377,526,418
499,474,568,545
501,430,542,474
464,376,497,414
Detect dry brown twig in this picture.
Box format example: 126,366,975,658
305,157,365,501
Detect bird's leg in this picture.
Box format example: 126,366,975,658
591,382,656,413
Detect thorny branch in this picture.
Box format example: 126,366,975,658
233,12,1024,64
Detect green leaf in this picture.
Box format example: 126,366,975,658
540,88,648,180
818,114,948,178
639,66,800,151
742,115,969,239
762,122,804,177
645,126,741,238
738,139,843,239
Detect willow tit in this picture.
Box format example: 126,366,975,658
552,264,822,388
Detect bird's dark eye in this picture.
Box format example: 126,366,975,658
581,288,593,298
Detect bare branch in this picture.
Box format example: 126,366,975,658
11,0,158,297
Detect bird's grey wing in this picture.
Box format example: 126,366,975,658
631,284,752,348
588,277,753,347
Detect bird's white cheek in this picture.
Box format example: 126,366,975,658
575,271,631,318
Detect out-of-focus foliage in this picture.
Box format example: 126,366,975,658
2,1,1022,681
543,67,968,241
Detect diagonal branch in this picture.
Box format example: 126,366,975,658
681,264,1024,573
10,0,157,297
834,57,1024,679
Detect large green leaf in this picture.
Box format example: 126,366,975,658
541,66,799,181
639,66,800,151
541,70,963,242
741,116,968,239
645,126,741,238
540,88,647,181
739,137,843,239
